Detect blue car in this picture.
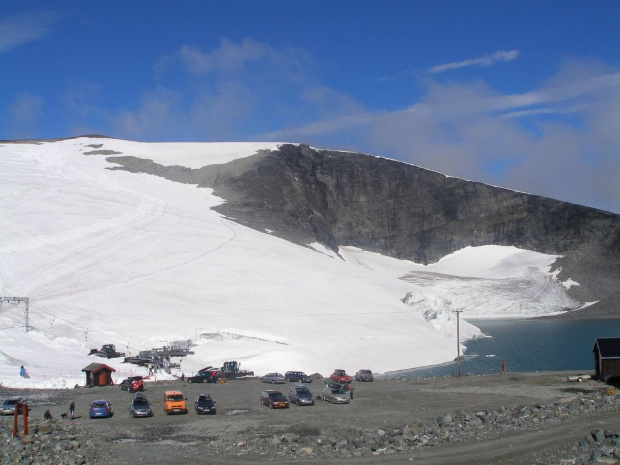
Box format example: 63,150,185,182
194,393,216,414
89,400,112,419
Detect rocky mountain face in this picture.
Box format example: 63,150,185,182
107,144,620,316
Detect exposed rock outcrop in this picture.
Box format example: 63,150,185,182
106,144,620,315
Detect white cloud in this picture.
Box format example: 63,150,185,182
258,60,620,214
429,50,520,74
0,10,62,53
157,38,311,78
122,39,349,142
109,87,188,141
5,92,44,139
176,39,271,75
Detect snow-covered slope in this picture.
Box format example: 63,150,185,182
0,137,579,388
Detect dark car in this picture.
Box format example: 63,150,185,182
329,369,352,384
288,384,315,406
188,372,218,384
260,373,285,384
355,369,374,382
129,393,153,418
119,376,144,393
194,393,216,414
285,371,312,383
260,390,289,409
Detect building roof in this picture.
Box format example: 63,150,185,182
593,338,620,358
82,363,117,373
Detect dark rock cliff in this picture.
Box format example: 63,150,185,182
107,144,620,315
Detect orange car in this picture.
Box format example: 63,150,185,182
163,390,187,414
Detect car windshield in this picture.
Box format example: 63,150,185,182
295,388,310,395
268,392,283,399
361,370,371,374
92,401,107,408
167,395,184,401
3,399,18,406
133,399,149,407
332,389,345,394
197,396,211,403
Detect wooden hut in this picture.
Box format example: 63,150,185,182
593,338,620,381
82,363,116,387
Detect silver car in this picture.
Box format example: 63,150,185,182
260,372,285,384
129,393,153,418
0,397,24,415
322,383,350,404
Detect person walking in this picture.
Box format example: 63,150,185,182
69,401,75,419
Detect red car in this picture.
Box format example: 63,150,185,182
120,376,144,393
261,390,289,409
330,369,352,384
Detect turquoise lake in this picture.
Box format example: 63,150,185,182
391,319,620,378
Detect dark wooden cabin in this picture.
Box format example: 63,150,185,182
82,363,116,387
593,338,620,381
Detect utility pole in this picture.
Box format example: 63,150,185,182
453,309,463,378
0,297,30,331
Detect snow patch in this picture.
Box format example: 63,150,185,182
562,278,580,289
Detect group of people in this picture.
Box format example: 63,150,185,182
44,401,75,421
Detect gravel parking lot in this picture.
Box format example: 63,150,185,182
0,371,611,464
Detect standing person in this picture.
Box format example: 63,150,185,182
181,373,186,386
20,365,26,377
343,383,355,400
69,401,75,419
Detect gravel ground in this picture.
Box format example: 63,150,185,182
1,371,615,464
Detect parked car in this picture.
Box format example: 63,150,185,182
288,384,315,406
261,390,289,409
285,371,312,383
129,393,153,418
194,393,216,414
330,369,352,384
322,382,351,404
355,369,374,382
0,397,26,415
89,400,113,419
163,390,188,414
260,372,286,384
119,376,144,393
187,372,218,384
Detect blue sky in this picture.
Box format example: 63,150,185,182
2,1,619,213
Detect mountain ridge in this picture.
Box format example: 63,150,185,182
104,142,620,314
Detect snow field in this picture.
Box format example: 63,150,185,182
0,138,579,388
